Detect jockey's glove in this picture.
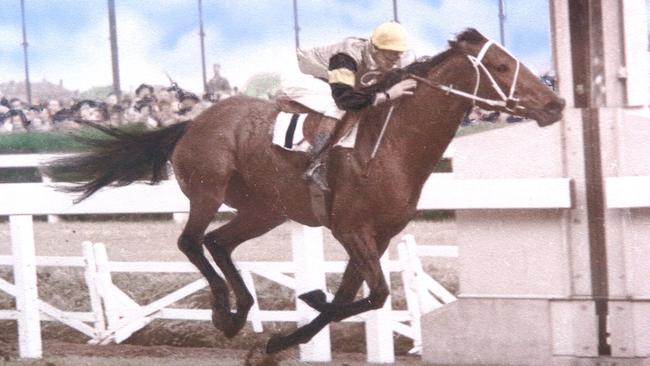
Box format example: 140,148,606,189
374,78,417,106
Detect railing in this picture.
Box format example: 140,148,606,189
0,220,456,363
0,149,576,362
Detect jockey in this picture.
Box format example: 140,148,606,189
283,21,417,191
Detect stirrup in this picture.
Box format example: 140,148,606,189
304,161,330,191
304,160,323,179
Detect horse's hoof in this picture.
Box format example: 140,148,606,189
211,308,241,338
222,324,239,339
213,314,249,339
298,289,326,304
299,290,335,313
266,334,286,354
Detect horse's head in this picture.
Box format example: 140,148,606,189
448,28,565,127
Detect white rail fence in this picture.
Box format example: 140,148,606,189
1,221,455,364
0,151,577,363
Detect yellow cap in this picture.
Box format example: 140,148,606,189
371,22,408,52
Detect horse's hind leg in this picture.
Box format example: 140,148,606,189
177,193,235,338
202,208,286,337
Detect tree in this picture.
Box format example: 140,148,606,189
242,72,280,99
79,85,115,100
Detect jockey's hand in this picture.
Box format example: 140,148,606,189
374,79,417,105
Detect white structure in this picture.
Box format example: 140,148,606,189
423,0,650,364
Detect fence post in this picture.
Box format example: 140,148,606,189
398,240,423,354
82,241,106,343
38,174,60,224
172,213,188,223
93,242,121,344
364,253,394,363
10,215,42,358
292,224,331,362
241,269,263,333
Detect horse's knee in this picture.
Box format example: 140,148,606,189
177,234,198,255
203,233,233,256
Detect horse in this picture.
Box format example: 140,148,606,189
52,28,564,353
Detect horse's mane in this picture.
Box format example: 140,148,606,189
363,28,487,94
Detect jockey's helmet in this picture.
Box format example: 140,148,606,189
371,22,408,52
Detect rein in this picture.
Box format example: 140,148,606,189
408,39,524,114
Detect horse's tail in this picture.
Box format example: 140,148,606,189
50,121,189,202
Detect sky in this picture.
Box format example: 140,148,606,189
0,1,565,95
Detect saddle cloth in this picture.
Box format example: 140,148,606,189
271,112,359,152
272,112,310,152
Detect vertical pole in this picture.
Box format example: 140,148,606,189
93,242,119,344
364,253,394,363
198,0,207,95
292,0,300,49
20,0,32,105
498,0,506,46
82,241,106,343
567,0,611,356
292,224,331,362
107,0,121,99
392,0,399,22
10,215,42,358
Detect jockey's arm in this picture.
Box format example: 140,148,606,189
327,53,376,111
327,53,415,110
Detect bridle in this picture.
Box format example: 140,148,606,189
408,39,524,114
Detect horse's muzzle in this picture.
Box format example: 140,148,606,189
535,98,566,127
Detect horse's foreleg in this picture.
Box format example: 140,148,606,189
299,237,390,321
266,235,389,354
305,231,389,318
203,209,286,338
266,311,333,354
298,258,363,315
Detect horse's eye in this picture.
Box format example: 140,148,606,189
496,64,509,72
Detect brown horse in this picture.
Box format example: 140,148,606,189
53,28,564,353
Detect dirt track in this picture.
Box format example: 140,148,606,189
0,340,430,366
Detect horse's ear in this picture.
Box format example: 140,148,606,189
448,39,469,51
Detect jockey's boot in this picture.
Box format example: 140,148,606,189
304,131,333,192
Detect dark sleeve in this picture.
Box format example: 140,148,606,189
328,53,375,111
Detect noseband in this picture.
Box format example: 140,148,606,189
409,39,524,114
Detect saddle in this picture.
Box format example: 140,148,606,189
275,95,360,150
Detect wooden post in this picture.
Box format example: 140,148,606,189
107,0,121,98
398,241,423,354
93,242,120,343
364,253,394,363
19,0,32,104
292,224,331,362
82,241,106,343
39,174,60,224
10,215,42,358
241,270,263,333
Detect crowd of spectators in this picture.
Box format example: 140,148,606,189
0,66,555,133
0,82,235,134
0,63,234,134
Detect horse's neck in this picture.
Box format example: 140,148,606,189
375,56,471,183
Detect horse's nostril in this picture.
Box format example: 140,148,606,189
545,98,565,113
